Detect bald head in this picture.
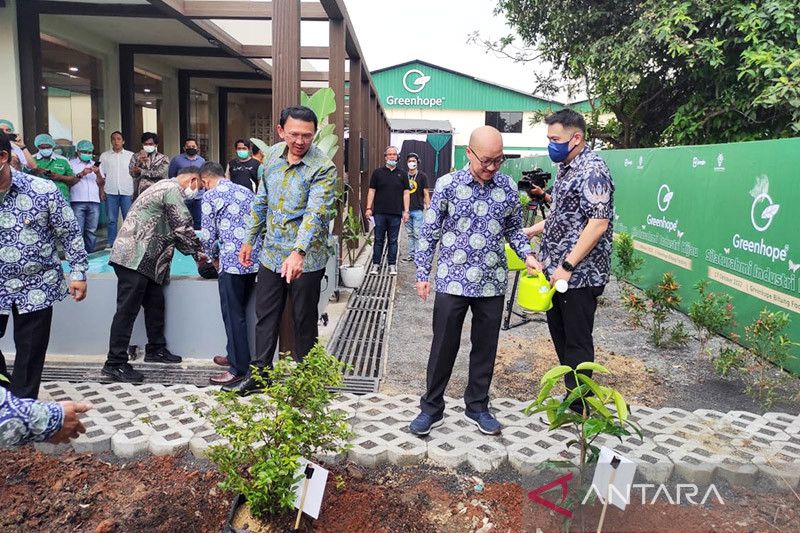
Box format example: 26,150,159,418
469,126,503,153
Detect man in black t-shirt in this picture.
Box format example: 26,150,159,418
365,146,410,275
225,139,260,191
402,152,430,262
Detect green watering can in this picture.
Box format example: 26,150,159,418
505,243,526,271
517,272,568,312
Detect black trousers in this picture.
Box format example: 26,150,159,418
251,265,325,369
218,272,257,376
546,285,605,390
420,293,504,416
0,305,54,399
107,264,167,366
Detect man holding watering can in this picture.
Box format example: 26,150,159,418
523,109,615,409
410,126,539,436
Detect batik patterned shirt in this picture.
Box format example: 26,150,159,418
247,142,336,273
538,146,614,288
415,168,532,297
0,387,64,447
200,180,259,275
129,150,170,196
110,179,202,284
0,170,88,314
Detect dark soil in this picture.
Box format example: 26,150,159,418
2,448,798,532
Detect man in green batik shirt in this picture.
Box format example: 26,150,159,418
30,133,77,201
225,105,336,396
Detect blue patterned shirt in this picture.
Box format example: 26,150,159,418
0,387,64,447
0,170,88,313
538,146,614,288
200,180,259,275
416,168,532,297
247,142,337,273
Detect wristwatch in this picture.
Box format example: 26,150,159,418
561,260,576,273
293,247,306,257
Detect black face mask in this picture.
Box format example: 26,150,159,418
186,148,198,156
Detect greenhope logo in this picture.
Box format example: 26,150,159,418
385,68,445,107
656,184,673,212
749,176,780,233
402,68,431,93
732,234,789,263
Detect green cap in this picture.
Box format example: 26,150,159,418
76,139,94,152
0,119,14,132
34,133,55,148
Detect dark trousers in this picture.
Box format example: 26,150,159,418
420,293,504,416
251,265,325,369
218,272,257,376
372,213,402,265
0,305,54,399
107,265,167,365
546,285,604,390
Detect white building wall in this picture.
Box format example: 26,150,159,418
0,0,23,134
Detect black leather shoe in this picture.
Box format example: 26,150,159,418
144,348,182,364
102,363,144,384
222,374,268,396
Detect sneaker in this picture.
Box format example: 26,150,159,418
101,363,144,384
388,265,398,275
369,264,380,275
144,348,182,364
409,411,444,436
464,409,502,435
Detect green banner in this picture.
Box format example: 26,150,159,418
505,138,800,374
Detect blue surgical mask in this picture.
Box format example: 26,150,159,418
39,148,53,158
386,160,397,167
548,135,580,163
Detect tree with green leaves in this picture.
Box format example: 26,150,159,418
476,0,800,148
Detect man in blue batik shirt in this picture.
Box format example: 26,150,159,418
524,109,614,410
0,133,89,399
410,126,539,437
199,162,260,388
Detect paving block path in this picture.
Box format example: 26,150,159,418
36,382,800,489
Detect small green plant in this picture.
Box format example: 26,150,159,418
193,344,353,518
341,206,371,267
612,232,644,283
525,362,642,523
713,309,799,408
621,288,648,327
644,272,689,347
688,280,736,356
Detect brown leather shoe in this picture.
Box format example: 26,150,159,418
209,371,243,386
212,355,229,367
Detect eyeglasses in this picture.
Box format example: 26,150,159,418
285,132,314,142
469,146,506,169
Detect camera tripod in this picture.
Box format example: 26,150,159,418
502,198,549,330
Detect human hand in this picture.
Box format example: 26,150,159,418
239,243,253,268
281,251,304,283
550,266,572,287
416,281,431,302
69,280,87,302
48,401,92,443
522,226,537,240
212,258,220,271
529,185,545,197
402,211,410,223
525,254,542,276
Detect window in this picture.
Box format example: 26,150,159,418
485,111,523,133
134,70,163,144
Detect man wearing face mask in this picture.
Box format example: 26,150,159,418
523,109,614,407
410,126,539,437
403,152,430,262
30,133,78,201
0,120,37,171
69,140,105,253
366,146,410,275
129,132,169,198
169,138,206,230
102,166,206,383
226,139,260,191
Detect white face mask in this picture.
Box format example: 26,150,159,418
183,185,198,200
407,162,418,170
143,145,157,154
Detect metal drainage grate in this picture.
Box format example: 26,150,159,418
41,361,220,387
327,262,398,393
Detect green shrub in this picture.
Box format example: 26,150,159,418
192,345,353,518
688,281,736,356
644,272,689,348
612,232,643,283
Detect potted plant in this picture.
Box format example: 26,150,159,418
190,345,353,531
339,206,370,288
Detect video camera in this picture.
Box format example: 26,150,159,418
518,167,552,194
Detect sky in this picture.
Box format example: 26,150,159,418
343,0,571,102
